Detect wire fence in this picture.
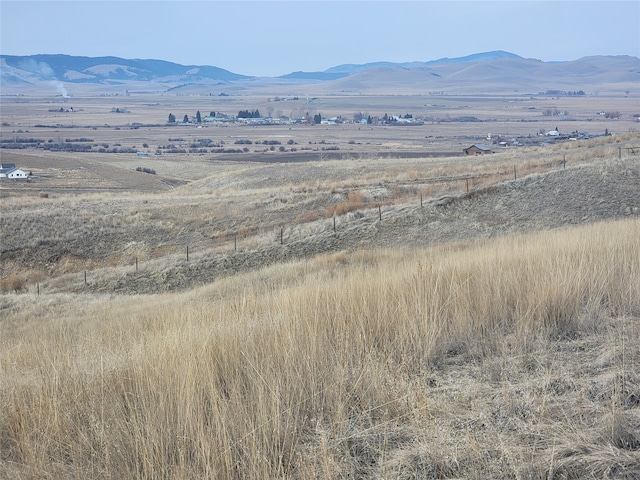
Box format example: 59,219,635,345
9,149,639,295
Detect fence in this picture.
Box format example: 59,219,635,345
13,151,639,294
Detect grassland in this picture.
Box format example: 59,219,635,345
1,220,639,478
1,91,639,478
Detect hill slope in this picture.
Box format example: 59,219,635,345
0,54,250,86
2,52,638,94
2,141,640,294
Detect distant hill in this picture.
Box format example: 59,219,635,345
280,51,524,81
1,52,638,95
314,55,640,95
0,54,251,86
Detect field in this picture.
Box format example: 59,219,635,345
1,90,640,479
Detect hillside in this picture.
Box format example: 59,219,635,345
320,55,640,95
1,130,639,479
0,54,250,90
1,134,638,295
2,52,638,95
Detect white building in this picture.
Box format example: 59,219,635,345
0,163,29,179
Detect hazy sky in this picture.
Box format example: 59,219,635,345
2,1,639,77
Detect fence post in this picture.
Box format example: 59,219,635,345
378,205,382,221
420,193,423,207
514,165,517,180
619,147,622,159
333,216,336,233
466,178,469,193
37,283,40,295
563,155,566,169
234,235,237,252
280,228,283,245
84,271,87,286
135,257,138,272
186,246,189,261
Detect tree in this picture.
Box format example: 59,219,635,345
209,111,216,118
168,113,176,123
237,109,261,119
196,111,202,123
314,113,322,124
183,114,189,123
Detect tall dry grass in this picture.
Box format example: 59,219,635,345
1,218,639,478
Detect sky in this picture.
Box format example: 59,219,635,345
1,0,639,77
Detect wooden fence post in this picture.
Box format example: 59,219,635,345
186,246,189,261
466,178,469,193
514,165,517,180
280,228,283,245
135,257,138,271
84,271,87,286
333,216,336,233
234,235,237,252
378,205,382,221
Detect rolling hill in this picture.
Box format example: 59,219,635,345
0,54,250,86
1,51,638,95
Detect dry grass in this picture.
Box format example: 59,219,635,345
2,135,639,296
1,218,639,478
0,273,25,293
1,97,639,477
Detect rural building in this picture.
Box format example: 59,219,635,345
0,163,29,179
463,144,493,155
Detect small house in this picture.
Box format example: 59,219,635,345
463,144,493,155
0,163,29,179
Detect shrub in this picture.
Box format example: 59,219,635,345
135,167,156,175
0,273,25,293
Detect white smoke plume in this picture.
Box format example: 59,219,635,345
53,81,70,98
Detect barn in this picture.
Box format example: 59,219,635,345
463,144,493,155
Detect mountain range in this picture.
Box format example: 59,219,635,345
1,51,638,95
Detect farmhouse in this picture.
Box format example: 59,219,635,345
0,163,29,179
463,144,493,155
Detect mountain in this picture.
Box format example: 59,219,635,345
315,55,640,95
1,52,638,95
0,54,251,85
281,51,524,81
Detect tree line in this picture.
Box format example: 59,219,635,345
168,109,264,123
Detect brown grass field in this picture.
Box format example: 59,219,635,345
1,90,639,479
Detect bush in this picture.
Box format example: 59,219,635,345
135,167,156,175
0,273,25,293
